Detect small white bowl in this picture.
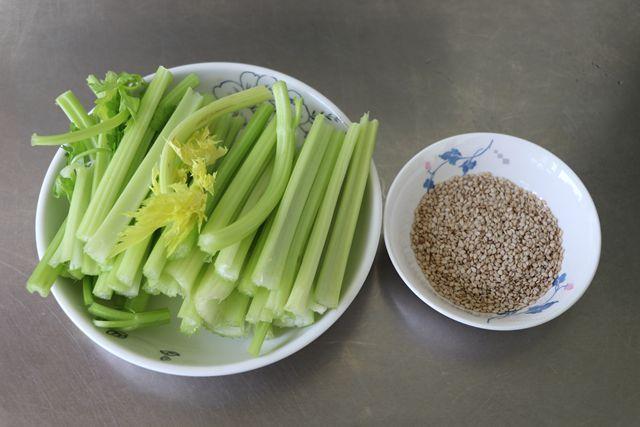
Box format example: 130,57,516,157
35,63,382,376
384,133,600,330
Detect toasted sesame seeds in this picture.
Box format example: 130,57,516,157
410,172,563,314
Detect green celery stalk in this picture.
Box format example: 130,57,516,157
196,265,237,302
212,290,251,337
143,232,169,282
83,87,202,263
196,298,222,330
315,118,378,308
31,110,129,146
92,307,170,331
143,271,182,297
116,235,152,289
178,294,203,335
225,114,246,148
273,309,315,328
164,247,208,294
82,277,94,306
265,130,344,316
158,85,271,193
49,166,92,267
54,90,98,150
149,73,200,131
214,160,274,280
26,219,67,297
284,121,362,316
198,119,277,254
123,127,155,185
197,82,295,251
92,270,114,300
248,321,271,356
251,115,332,289
236,214,275,297
245,287,269,324
77,66,173,242
213,113,232,142
124,290,150,312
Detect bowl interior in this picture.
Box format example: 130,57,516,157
384,133,600,330
37,63,382,375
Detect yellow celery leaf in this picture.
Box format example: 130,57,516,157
113,183,208,257
169,127,227,167
192,158,216,194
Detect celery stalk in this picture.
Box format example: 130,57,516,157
246,287,269,324
84,87,202,264
149,73,199,131
237,214,276,297
178,294,203,335
158,85,271,193
248,321,271,356
82,277,94,306
143,232,169,282
26,219,66,297
252,115,332,289
196,265,237,302
198,82,295,252
92,270,114,300
315,118,378,308
196,298,222,330
285,121,362,316
212,290,251,337
50,166,92,267
164,247,208,294
225,115,246,148
213,113,232,142
116,235,152,289
144,271,182,297
265,130,344,316
77,66,173,242
31,110,129,146
124,290,150,313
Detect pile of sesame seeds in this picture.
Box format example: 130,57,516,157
410,172,563,314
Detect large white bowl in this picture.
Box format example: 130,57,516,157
384,133,600,330
36,63,382,376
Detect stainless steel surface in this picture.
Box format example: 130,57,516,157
1,0,638,425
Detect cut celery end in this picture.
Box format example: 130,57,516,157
236,213,276,297
197,82,295,252
273,309,315,328
211,290,251,338
315,118,378,308
149,73,200,131
285,122,362,316
93,308,171,331
245,287,269,324
31,109,129,146
144,272,182,298
92,271,114,300
116,235,152,288
310,302,327,314
196,297,222,329
124,290,150,313
178,296,202,335
77,66,173,243
196,264,238,303
143,232,169,281
252,115,332,289
165,248,208,294
84,87,202,263
81,251,101,276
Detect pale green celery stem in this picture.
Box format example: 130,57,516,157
50,166,92,267
196,298,222,329
82,277,94,306
81,252,101,276
265,130,344,315
226,115,246,148
315,119,378,308
237,214,276,297
93,270,114,300
178,294,203,335
215,161,274,280
273,309,315,328
105,253,127,293
123,128,155,185
124,290,150,312
116,235,153,288
213,113,232,141
83,87,202,263
284,122,362,316
248,321,270,356
252,115,331,289
26,219,66,297
212,290,251,337
143,232,169,281
196,264,237,303
69,168,95,275
54,90,98,150
77,66,173,243
31,110,129,146
198,119,277,254
165,248,208,294
144,271,182,298
158,85,271,193
245,287,269,324
149,73,200,131
197,82,294,251
92,134,111,196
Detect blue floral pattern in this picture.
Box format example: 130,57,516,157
213,71,344,133
487,273,573,322
422,140,494,190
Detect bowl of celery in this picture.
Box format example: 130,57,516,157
29,63,382,376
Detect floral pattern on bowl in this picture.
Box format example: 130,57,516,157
384,132,601,331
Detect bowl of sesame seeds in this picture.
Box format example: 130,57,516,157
384,133,601,330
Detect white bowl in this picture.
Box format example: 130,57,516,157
384,133,600,330
35,63,382,376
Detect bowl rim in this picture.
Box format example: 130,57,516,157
36,62,383,376
383,132,601,331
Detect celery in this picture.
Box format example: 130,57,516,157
77,66,173,242
124,290,150,313
177,294,202,335
285,121,362,316
31,109,129,146
237,214,275,297
116,235,152,289
81,251,101,276
123,128,155,185
246,287,269,324
164,247,208,294
149,73,199,131
265,130,344,316
248,321,270,356
212,290,251,337
213,113,232,143
49,166,92,267
273,309,315,328
143,232,169,282
196,298,222,330
92,307,170,331
315,118,378,308
26,219,66,297
198,82,295,251
225,114,246,148
158,85,271,193
252,115,332,289
196,266,237,302
84,87,202,264
82,277,94,306
92,270,114,300
144,272,182,297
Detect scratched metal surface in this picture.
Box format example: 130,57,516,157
1,0,639,425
